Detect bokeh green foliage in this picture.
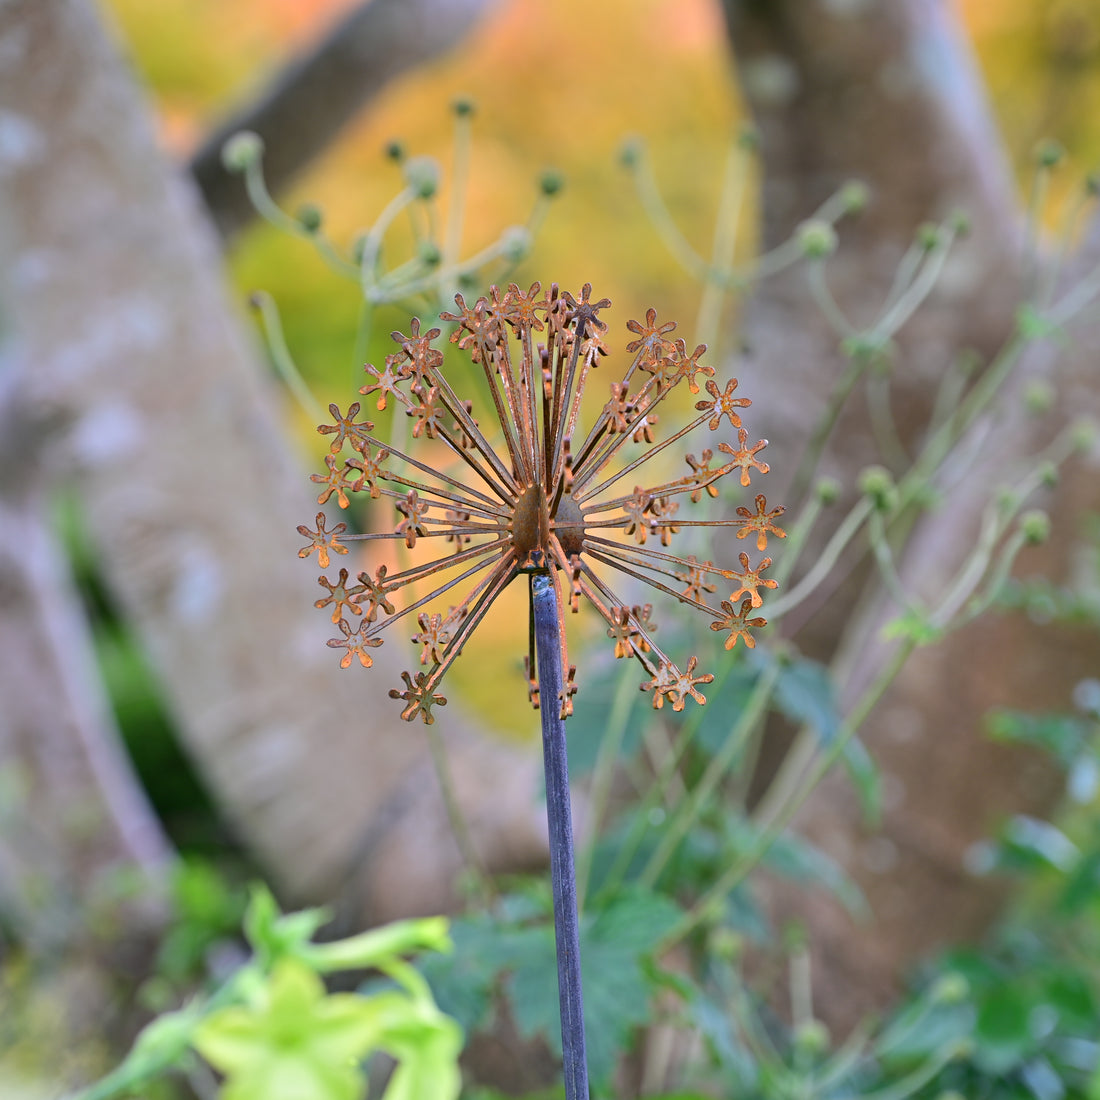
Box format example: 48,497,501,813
70,885,461,1100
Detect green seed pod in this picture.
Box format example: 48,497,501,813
296,203,323,233
793,1019,830,1057
949,209,971,236
796,219,838,260
618,137,643,169
1023,379,1054,414
858,465,896,511
930,971,969,1005
418,241,442,267
221,130,264,173
501,225,532,263
451,95,476,117
709,927,743,962
1020,510,1051,544
917,222,942,251
1072,417,1099,451
403,155,441,199
384,139,406,163
816,476,841,505
840,179,870,214
539,169,565,198
1035,139,1065,169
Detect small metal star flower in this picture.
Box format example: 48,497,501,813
298,282,785,724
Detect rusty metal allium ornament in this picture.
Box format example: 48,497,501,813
298,283,785,723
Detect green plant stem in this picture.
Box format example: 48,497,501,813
629,146,714,285
241,161,358,279
855,1041,965,1100
1042,186,1096,308
377,231,518,304
786,347,865,508
866,369,909,470
531,574,589,1100
894,334,1027,510
1049,255,1100,323
739,180,856,282
868,226,956,341
350,299,375,392
1024,163,1051,298
766,497,872,622
806,258,855,337
867,510,917,613
360,186,417,298
250,291,324,423
638,659,780,890
954,528,1028,626
591,649,756,904
926,351,976,441
941,421,1081,626
575,660,637,910
789,943,813,1028
423,722,495,907
879,236,928,316
67,964,260,1100
770,491,825,591
661,637,917,949
695,139,747,352
440,109,472,302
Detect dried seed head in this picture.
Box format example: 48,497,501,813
299,283,784,721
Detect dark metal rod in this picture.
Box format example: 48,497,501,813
531,573,590,1100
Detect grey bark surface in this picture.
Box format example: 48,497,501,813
0,366,171,948
723,0,1096,1028
0,0,546,930
190,0,497,239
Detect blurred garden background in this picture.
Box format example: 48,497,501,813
6,0,1100,1097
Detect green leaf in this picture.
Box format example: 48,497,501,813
567,659,652,777
972,986,1035,1075
687,991,757,1086
1057,849,1100,914
1042,970,1097,1031
420,915,545,1034
1068,752,1100,804
986,709,1088,769
505,890,683,1088
876,1001,974,1068
1020,1054,1066,1100
690,663,759,756
242,883,329,965
719,816,865,916
995,816,1080,875
771,657,841,744
304,916,451,973
840,736,882,826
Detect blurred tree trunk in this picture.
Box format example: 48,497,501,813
190,0,498,239
0,0,545,955
0,367,171,943
721,0,1100,1030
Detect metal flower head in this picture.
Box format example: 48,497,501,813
298,283,785,723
